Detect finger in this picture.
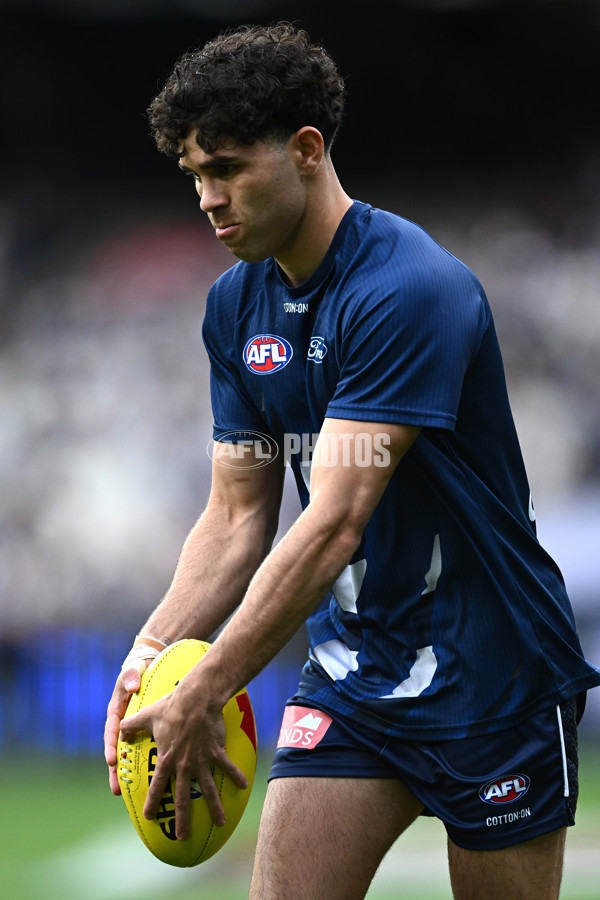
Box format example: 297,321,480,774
143,760,172,822
108,763,122,796
119,707,152,740
103,669,142,765
121,664,143,694
105,696,139,796
104,712,122,766
104,696,132,765
196,770,227,830
119,690,174,740
174,768,194,840
213,745,249,790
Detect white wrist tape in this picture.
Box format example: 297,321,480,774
136,633,168,649
120,642,162,676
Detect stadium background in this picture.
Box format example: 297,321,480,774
1,0,599,897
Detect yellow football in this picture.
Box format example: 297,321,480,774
116,639,257,867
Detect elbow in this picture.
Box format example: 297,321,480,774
201,496,280,560
259,515,280,556
312,519,365,590
308,507,366,569
333,517,365,558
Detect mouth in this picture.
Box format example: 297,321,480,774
214,223,240,240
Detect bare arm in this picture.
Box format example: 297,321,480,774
139,444,285,644
120,419,420,834
103,441,284,792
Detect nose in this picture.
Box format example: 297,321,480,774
198,179,229,214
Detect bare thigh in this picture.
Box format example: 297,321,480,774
448,827,567,900
249,776,424,900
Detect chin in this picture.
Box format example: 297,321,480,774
228,246,271,264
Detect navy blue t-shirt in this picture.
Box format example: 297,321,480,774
203,201,600,739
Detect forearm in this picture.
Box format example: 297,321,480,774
140,502,278,645
179,501,360,710
105,488,278,786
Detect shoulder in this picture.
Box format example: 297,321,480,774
351,204,480,287
340,204,487,326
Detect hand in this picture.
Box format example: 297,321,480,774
118,683,249,840
103,660,148,796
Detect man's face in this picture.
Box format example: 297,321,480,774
178,131,308,265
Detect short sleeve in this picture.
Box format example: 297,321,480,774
326,254,487,430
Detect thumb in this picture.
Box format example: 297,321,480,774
121,666,142,694
120,654,149,693
119,706,152,740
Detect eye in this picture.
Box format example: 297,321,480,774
214,164,237,177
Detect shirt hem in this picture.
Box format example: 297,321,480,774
325,404,455,430
293,674,600,742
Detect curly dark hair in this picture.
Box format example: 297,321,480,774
147,22,346,157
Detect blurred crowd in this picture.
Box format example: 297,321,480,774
1,201,234,636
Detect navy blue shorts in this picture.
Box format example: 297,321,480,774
269,699,579,850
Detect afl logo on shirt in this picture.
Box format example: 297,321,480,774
244,334,293,374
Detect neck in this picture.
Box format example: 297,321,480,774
276,160,353,287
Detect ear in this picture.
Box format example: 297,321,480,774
289,126,325,176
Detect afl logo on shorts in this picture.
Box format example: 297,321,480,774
479,774,531,805
244,334,293,374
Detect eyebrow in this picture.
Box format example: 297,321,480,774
178,155,239,173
